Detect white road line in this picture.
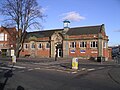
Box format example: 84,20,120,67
98,67,105,69
13,66,26,69
71,71,77,74
56,69,71,73
81,68,86,71
0,67,12,70
87,68,95,71
35,68,41,70
9,65,26,69
28,69,34,71
107,66,112,68
19,70,25,73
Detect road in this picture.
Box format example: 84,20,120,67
0,60,120,90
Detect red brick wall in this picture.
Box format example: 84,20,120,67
69,41,98,58
36,49,50,57
0,27,16,49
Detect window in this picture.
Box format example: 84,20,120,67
80,41,86,48
103,42,107,48
90,41,98,48
0,44,3,47
31,43,35,49
24,44,28,49
46,43,50,48
70,42,76,48
38,43,42,49
0,33,4,41
5,34,7,41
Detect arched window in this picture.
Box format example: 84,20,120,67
38,43,42,48
46,43,50,48
31,43,35,48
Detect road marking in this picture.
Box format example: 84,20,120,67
0,67,12,70
81,68,86,71
87,68,95,71
56,69,71,73
19,70,25,73
71,71,77,74
28,69,34,71
98,67,105,69
35,68,41,70
13,66,26,69
107,66,112,68
9,65,26,69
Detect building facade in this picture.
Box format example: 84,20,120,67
20,21,112,60
0,26,16,56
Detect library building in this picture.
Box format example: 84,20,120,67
20,20,112,60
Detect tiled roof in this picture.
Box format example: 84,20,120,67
66,25,102,35
26,24,103,38
26,29,63,38
0,26,17,36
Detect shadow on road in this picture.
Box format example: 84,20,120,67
60,63,72,69
16,85,24,90
0,70,13,90
0,69,25,90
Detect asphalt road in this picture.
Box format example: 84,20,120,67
0,60,120,90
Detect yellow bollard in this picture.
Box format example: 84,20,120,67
12,55,16,64
72,58,78,70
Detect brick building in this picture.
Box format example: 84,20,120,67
0,26,16,56
20,21,111,60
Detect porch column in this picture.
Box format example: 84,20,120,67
98,33,103,57
63,40,69,58
51,40,55,57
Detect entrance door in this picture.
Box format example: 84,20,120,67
58,48,62,57
56,44,63,57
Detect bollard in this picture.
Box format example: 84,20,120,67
72,58,78,70
12,55,16,64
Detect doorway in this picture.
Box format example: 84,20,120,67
56,44,63,57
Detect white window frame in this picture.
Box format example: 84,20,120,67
90,41,98,48
103,42,107,48
5,34,7,41
24,43,29,50
38,43,42,49
31,43,35,49
0,33,4,41
0,44,3,47
79,41,87,48
70,42,76,48
46,43,50,49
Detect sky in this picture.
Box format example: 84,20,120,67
0,0,120,46
38,0,120,46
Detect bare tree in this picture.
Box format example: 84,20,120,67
0,0,45,57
